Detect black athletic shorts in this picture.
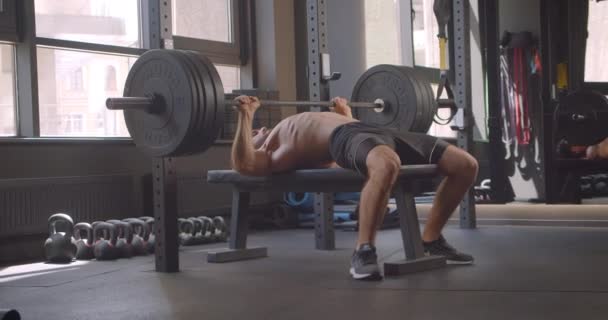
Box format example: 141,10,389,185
329,122,450,176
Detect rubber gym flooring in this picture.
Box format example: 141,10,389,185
2,207,608,319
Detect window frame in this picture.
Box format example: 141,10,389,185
0,0,19,42
171,0,245,66
1,0,252,143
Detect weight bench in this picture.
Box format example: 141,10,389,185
206,165,446,276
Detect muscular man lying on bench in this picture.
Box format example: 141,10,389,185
231,95,478,280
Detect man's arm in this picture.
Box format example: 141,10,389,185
332,97,353,118
231,96,272,176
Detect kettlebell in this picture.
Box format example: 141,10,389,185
178,218,196,246
212,216,228,242
188,217,205,245
123,218,148,255
44,213,77,263
73,222,95,260
139,216,156,253
108,220,134,258
93,222,119,261
198,216,214,243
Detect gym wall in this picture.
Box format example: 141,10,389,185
498,0,543,201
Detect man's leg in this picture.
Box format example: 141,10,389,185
357,146,401,248
422,145,478,242
350,145,400,280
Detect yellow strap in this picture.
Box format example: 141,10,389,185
556,63,568,90
439,37,448,70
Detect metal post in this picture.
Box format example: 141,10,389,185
314,192,335,250
152,157,179,272
481,0,510,203
451,0,476,228
306,0,336,249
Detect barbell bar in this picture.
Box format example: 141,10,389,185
106,49,439,158
106,97,386,112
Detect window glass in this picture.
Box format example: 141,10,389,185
173,0,233,43
34,0,141,48
364,0,401,68
412,0,441,68
37,47,136,137
585,0,608,82
216,64,240,94
0,44,16,136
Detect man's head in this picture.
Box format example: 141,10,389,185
252,127,270,149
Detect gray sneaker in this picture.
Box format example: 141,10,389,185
423,235,474,265
350,244,382,280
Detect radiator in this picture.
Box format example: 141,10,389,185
0,175,137,237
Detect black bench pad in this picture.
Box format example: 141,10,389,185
207,165,439,192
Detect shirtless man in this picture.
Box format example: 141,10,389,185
232,95,478,280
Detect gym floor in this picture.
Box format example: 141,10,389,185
2,213,608,320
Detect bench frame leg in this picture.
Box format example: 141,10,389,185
314,192,335,250
207,189,268,263
384,182,446,276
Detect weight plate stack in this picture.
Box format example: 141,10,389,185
122,50,199,157
351,64,427,133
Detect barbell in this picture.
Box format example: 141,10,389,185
106,49,439,157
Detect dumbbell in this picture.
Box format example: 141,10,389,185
107,220,135,259
73,222,95,260
44,213,77,263
139,216,155,253
93,222,119,261
123,218,149,256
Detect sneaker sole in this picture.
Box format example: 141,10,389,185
350,268,382,280
447,260,474,265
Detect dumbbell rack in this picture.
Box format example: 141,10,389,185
152,157,179,272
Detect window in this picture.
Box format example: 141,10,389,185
34,0,142,48
173,0,233,43
0,43,16,136
364,0,402,68
585,0,608,82
412,0,440,69
216,64,240,94
37,48,135,137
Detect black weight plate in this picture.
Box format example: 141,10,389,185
409,67,437,133
170,50,203,155
183,51,221,153
171,50,207,155
351,65,424,133
123,50,198,157
193,52,225,152
397,66,428,132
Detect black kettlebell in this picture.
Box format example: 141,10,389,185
0,309,21,320
73,222,95,260
93,222,119,261
123,218,148,256
44,213,77,263
198,216,214,243
178,218,196,246
139,216,156,253
108,220,134,259
212,216,228,242
188,217,205,245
